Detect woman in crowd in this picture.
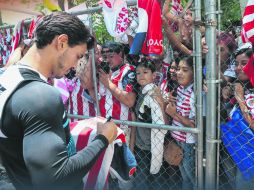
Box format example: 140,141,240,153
220,43,254,190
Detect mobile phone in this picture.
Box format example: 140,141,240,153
98,61,110,74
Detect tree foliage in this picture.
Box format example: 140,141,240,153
220,0,241,31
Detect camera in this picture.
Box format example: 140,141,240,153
97,61,110,74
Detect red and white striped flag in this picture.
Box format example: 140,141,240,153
242,0,254,86
70,117,136,190
241,0,254,43
171,0,183,16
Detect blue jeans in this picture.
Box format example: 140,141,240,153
177,142,196,190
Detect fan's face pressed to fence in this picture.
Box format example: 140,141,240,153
235,52,249,81
136,66,155,87
54,43,88,79
176,60,193,87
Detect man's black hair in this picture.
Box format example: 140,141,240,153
34,12,94,49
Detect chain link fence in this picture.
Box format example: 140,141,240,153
66,2,200,190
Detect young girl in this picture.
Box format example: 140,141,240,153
133,58,167,190
165,56,196,190
230,45,254,190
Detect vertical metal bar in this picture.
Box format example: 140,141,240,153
193,0,204,189
216,0,222,189
204,0,218,189
89,15,100,116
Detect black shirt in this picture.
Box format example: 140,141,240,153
0,68,108,190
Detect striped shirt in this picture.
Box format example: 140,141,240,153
68,79,96,121
171,84,196,143
54,78,96,122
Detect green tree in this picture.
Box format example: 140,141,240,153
220,0,241,32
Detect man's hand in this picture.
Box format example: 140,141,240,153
97,121,117,144
98,69,111,88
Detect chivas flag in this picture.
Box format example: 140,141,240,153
241,0,254,86
70,117,136,190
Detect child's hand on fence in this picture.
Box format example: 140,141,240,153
201,37,208,54
151,87,165,107
165,101,177,118
189,120,195,128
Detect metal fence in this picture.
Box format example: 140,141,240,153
1,0,252,190
67,1,202,190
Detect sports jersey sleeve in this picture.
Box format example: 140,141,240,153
122,69,138,93
6,81,108,188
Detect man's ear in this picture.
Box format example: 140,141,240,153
57,34,68,51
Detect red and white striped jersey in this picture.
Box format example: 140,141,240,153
54,78,96,122
68,79,96,121
171,84,196,143
99,64,136,129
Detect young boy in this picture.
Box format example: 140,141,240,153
133,58,167,190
